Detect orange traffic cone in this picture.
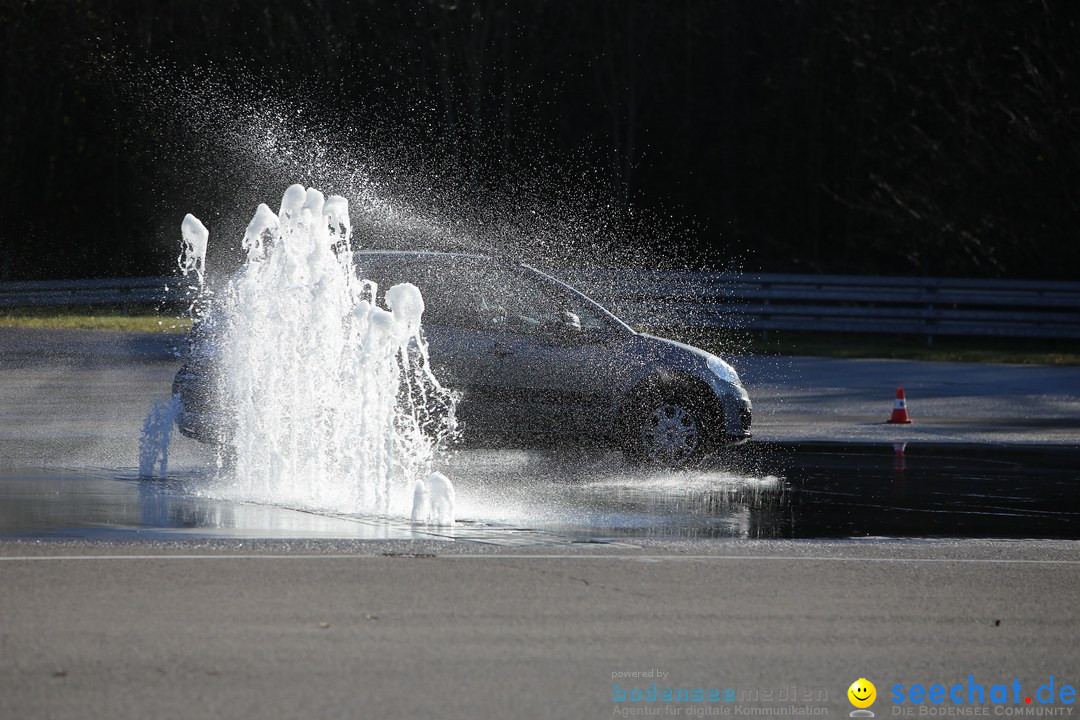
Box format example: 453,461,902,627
887,388,913,424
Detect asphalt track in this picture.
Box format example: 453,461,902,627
1,327,1079,718
3,541,1080,719
2,328,1079,471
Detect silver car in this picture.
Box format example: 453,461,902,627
174,251,752,468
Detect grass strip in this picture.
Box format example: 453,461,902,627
0,313,191,334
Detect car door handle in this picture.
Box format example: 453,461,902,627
492,344,514,358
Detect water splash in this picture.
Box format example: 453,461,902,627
197,185,456,515
138,396,182,478
411,471,456,526
179,214,208,284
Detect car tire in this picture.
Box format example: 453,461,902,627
627,390,717,469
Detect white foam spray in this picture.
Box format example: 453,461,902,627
138,215,208,479
198,185,456,515
138,395,182,478
179,214,209,285
411,471,456,526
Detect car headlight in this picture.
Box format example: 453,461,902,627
707,354,742,387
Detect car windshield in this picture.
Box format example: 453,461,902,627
355,254,613,337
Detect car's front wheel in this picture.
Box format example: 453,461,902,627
628,391,717,469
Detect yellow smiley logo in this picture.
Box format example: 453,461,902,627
848,678,877,708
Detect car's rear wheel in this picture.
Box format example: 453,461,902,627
628,391,717,469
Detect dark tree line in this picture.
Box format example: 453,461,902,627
2,0,1079,280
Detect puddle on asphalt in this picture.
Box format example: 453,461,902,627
0,443,1077,542
448,443,1080,540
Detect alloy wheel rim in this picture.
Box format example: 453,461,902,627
641,403,701,466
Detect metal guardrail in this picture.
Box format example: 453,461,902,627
2,272,1079,340
569,271,1080,340
0,276,184,309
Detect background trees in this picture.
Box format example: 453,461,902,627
2,0,1078,280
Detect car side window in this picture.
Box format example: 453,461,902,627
358,257,613,341
464,268,560,335
359,259,481,331
471,267,616,341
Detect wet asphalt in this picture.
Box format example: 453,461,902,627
1,326,1079,719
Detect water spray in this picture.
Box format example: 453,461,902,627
149,185,458,520
200,184,457,516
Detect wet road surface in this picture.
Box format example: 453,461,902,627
2,327,1080,719
2,443,1077,542
3,326,1077,544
